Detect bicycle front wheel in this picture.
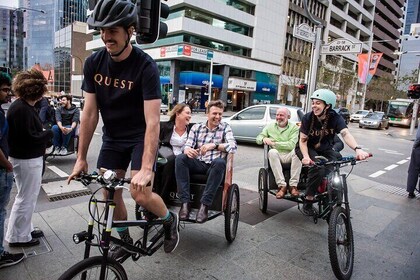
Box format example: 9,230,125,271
328,206,354,280
58,256,128,280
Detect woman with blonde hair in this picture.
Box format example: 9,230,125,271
5,69,53,247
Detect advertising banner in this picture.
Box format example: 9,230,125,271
358,53,383,84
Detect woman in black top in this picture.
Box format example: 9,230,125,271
5,70,53,247
155,104,193,202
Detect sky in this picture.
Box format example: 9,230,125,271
0,0,18,8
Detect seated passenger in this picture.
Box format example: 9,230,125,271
175,100,237,223
296,89,370,215
52,95,80,155
155,104,193,201
256,107,302,198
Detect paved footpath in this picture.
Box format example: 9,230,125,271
2,173,419,280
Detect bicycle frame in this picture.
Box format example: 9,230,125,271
73,172,166,279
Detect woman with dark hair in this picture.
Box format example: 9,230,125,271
296,89,369,215
155,103,192,201
5,69,53,247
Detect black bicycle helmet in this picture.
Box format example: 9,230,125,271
87,0,137,29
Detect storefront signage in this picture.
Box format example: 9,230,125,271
160,44,213,61
228,77,256,91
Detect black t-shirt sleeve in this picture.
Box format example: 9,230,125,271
141,60,161,101
300,113,311,135
334,112,347,132
82,55,96,93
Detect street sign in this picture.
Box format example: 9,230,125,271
321,38,362,55
293,23,315,43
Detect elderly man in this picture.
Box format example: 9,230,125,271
256,107,302,198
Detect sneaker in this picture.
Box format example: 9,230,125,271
163,212,179,253
52,146,61,155
0,251,24,269
45,146,54,155
59,147,68,156
303,201,316,216
108,238,133,263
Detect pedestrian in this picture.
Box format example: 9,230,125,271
0,73,24,269
51,95,80,155
5,69,52,247
68,0,179,262
406,127,420,198
175,100,237,223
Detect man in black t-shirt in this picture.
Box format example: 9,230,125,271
68,0,179,261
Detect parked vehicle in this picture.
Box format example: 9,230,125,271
350,110,369,122
333,108,350,124
222,104,304,143
359,112,389,129
72,97,84,109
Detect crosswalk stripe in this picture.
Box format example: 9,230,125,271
369,170,386,178
47,166,69,178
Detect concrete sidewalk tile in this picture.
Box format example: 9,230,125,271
41,179,89,198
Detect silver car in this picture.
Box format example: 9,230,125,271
350,110,369,122
359,112,389,129
222,104,304,143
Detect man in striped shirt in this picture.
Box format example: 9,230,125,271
175,100,237,223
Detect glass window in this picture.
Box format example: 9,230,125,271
236,107,265,120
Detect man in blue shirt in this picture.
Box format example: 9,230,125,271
0,73,24,269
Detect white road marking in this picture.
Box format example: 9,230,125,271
384,164,398,171
377,148,404,155
397,159,408,164
369,171,386,178
47,166,69,177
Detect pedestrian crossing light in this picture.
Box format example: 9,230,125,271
297,83,308,95
136,0,169,44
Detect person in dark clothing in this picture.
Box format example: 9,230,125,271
156,104,192,202
406,127,420,198
5,69,53,248
0,73,25,269
296,89,370,215
51,95,80,155
35,97,55,129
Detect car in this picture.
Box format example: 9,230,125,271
222,104,304,143
359,112,389,129
72,97,84,109
160,103,169,115
333,108,350,124
350,110,369,122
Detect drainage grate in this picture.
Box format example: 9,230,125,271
48,190,92,202
373,185,419,199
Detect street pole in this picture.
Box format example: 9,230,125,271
208,59,213,103
409,67,420,135
305,25,322,113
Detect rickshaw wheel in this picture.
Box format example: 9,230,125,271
258,168,268,213
225,184,240,243
328,206,354,280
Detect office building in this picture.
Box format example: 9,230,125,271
0,7,24,72
404,0,420,34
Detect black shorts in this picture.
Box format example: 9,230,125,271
97,136,145,171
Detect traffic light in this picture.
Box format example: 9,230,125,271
408,84,420,99
297,83,308,95
136,0,169,44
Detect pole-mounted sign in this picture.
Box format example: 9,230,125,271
293,23,316,43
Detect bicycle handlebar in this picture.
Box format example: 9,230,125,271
313,153,373,167
75,170,131,187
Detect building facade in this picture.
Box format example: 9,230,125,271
0,7,24,73
404,0,420,34
87,0,289,111
22,0,87,72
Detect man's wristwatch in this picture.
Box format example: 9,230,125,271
214,143,219,150
354,145,362,151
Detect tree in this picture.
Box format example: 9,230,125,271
397,68,419,93
364,73,404,111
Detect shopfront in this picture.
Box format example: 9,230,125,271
227,77,256,111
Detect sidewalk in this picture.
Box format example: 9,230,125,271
2,174,419,280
